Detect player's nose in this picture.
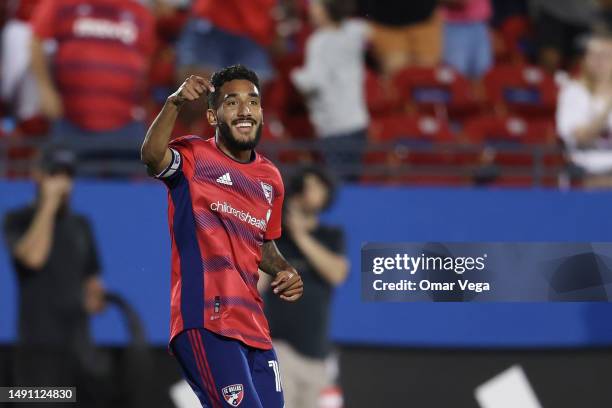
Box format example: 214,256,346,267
237,101,252,116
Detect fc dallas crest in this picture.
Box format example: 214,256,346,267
222,384,244,406
261,182,273,205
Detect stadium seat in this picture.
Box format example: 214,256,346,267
365,70,401,116
463,115,555,145
463,114,556,166
392,66,479,119
369,114,454,143
483,64,557,117
282,114,315,140
365,114,466,184
463,115,562,186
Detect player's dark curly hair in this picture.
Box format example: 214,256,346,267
285,165,337,210
208,64,261,109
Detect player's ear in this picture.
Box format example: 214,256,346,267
206,109,217,126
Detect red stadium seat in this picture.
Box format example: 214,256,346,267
283,114,315,140
463,115,556,166
361,140,470,186
392,66,479,119
365,70,401,116
463,115,562,187
369,114,454,143
483,64,557,117
463,115,556,145
366,114,460,173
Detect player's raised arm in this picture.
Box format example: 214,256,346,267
140,75,214,175
260,240,304,302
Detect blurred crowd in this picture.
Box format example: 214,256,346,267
3,0,612,186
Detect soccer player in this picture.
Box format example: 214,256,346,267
141,65,303,408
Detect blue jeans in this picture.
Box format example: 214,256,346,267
321,128,368,182
177,18,274,82
443,21,492,79
50,119,146,176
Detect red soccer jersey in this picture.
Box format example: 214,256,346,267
157,136,284,350
192,0,276,47
31,0,155,131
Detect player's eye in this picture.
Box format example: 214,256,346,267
226,100,237,106
249,99,259,106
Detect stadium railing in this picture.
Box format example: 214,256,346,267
0,137,568,188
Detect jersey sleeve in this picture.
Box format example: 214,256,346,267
153,136,196,184
264,175,285,241
31,0,60,40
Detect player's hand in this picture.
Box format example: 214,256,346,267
168,75,215,107
271,269,303,302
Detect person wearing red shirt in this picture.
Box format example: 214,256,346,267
141,64,303,408
30,0,155,168
176,0,276,83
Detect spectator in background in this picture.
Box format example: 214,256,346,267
358,0,441,75
176,0,276,83
173,0,278,133
440,0,493,79
1,0,42,126
530,0,598,72
291,0,370,180
263,166,348,408
557,32,612,187
2,145,106,402
30,0,155,162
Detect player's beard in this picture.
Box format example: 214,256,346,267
217,121,263,151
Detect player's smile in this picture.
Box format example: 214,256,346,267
232,118,257,136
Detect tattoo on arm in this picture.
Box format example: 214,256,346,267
259,240,292,276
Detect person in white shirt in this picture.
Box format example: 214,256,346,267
557,31,612,187
1,2,42,124
291,0,370,181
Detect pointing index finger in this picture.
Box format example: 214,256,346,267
194,76,215,93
